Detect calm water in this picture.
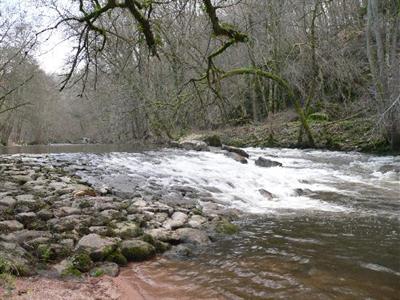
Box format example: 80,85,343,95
2,145,399,299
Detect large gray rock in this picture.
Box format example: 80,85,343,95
224,152,248,164
16,212,37,225
120,239,156,261
90,262,120,277
175,228,210,245
259,189,274,200
145,228,180,243
163,212,188,230
188,215,207,228
54,206,81,217
0,242,34,276
0,196,16,208
222,145,249,158
0,220,24,232
75,234,118,261
179,140,209,151
113,222,142,239
255,157,282,168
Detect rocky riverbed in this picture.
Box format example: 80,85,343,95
0,148,243,294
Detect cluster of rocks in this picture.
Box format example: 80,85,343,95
0,156,240,279
175,134,283,167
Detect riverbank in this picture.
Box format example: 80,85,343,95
0,154,241,297
181,111,395,155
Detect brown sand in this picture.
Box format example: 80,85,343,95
2,261,223,300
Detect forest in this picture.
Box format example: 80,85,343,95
0,0,399,151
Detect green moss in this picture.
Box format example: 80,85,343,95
105,250,128,266
89,268,105,277
141,234,170,253
70,252,93,272
216,219,239,235
61,265,82,277
37,245,55,262
203,135,222,147
121,241,156,261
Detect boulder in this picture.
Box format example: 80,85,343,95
0,196,16,208
120,239,156,261
144,228,180,243
255,157,282,168
113,222,142,239
0,242,34,276
16,212,37,226
0,220,24,232
378,165,400,173
90,262,119,277
75,233,118,261
179,140,209,151
175,228,210,245
259,189,274,200
222,145,249,158
188,215,207,228
203,135,222,147
224,152,248,164
163,212,188,230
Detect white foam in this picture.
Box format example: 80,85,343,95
102,149,354,213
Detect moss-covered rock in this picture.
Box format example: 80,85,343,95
203,135,222,147
70,252,93,272
105,249,128,266
121,239,156,261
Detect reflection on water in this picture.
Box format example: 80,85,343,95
131,213,399,299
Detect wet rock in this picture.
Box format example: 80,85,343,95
113,222,142,239
222,145,249,158
120,239,156,261
37,209,54,221
163,212,188,230
15,194,36,207
55,206,81,217
255,157,282,168
225,152,248,164
99,209,125,222
145,228,180,243
203,135,222,147
16,212,37,226
164,244,193,258
294,188,313,196
75,234,118,261
259,189,274,200
179,140,209,151
12,175,32,185
0,220,24,232
0,242,34,276
188,215,207,228
175,228,210,245
0,196,16,208
89,226,111,236
90,262,119,277
48,215,82,232
378,165,400,173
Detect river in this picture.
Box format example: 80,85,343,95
2,145,399,299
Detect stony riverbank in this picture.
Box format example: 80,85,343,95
0,154,243,294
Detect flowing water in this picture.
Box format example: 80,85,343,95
2,146,399,299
